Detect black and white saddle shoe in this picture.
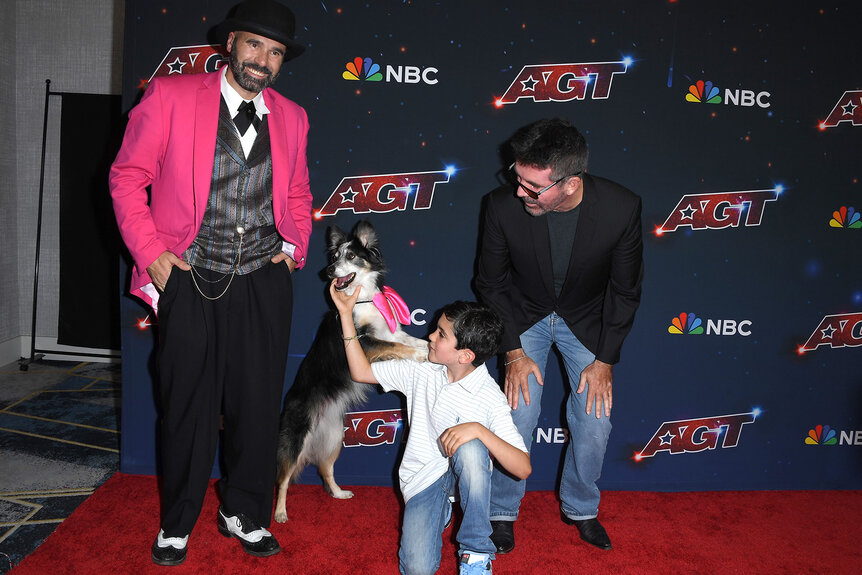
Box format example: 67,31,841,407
151,529,188,566
217,505,281,557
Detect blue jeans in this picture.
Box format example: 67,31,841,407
399,440,496,575
490,313,612,521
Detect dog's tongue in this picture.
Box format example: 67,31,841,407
335,274,354,289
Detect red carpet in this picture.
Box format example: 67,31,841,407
12,473,861,574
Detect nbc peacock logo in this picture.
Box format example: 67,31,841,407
343,57,383,81
685,80,721,104
805,425,838,446
668,312,704,335
829,206,861,228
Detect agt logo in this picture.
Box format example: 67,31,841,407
495,59,631,106
668,312,752,337
342,56,439,85
829,206,861,228
819,91,862,129
634,410,759,460
343,409,403,447
149,45,228,82
685,79,771,109
655,187,781,235
798,312,862,354
315,167,454,218
805,424,862,446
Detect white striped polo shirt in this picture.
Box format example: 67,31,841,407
372,360,527,503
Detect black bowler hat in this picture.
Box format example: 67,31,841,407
215,0,305,59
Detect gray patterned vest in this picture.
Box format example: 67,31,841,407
184,98,281,274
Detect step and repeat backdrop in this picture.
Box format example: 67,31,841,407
118,0,861,491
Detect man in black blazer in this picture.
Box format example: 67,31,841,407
476,118,643,553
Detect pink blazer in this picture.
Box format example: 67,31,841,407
109,70,312,310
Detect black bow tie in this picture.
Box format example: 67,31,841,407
234,101,261,136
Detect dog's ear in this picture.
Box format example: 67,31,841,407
327,225,347,249
353,220,379,251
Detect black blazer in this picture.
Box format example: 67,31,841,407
476,173,643,365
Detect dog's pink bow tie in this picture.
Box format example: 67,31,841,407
373,286,412,333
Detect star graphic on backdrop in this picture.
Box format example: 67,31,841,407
340,188,358,203
842,101,857,116
820,324,837,339
167,58,187,74
659,431,675,445
520,75,539,91
680,205,697,220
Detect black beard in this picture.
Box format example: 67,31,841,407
229,49,278,94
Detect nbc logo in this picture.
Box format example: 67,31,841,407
343,57,382,81
683,77,770,109
805,424,837,445
668,313,752,337
668,312,703,335
829,206,861,228
342,56,438,85
686,80,721,104
804,425,862,446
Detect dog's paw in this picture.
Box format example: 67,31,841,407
274,509,288,523
330,489,354,499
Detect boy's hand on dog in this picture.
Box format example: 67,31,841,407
329,280,362,314
439,422,483,457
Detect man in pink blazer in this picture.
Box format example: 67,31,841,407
109,0,311,566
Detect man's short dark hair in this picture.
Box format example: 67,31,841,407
439,301,503,367
509,117,589,180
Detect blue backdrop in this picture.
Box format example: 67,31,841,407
118,0,862,492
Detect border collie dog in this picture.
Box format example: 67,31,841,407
274,220,428,523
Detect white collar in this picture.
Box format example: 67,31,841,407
435,362,488,394
220,66,271,117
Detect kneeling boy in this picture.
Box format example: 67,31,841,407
331,282,531,575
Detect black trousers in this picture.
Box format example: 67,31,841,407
156,262,293,537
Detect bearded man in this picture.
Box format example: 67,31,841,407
109,0,312,565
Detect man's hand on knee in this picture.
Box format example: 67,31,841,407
504,349,543,409
577,360,613,418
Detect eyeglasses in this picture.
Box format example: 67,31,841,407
508,163,581,199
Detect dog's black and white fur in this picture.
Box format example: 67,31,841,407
274,220,428,523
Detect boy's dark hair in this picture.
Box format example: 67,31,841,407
439,301,503,367
509,117,589,181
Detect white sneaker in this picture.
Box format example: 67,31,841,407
459,553,492,574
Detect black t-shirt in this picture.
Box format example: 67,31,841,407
546,205,580,297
